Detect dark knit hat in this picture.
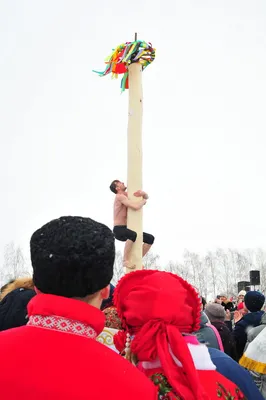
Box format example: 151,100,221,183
244,291,265,312
204,303,226,322
31,216,115,298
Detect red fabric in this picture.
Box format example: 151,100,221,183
125,76,129,89
114,270,201,333
114,63,127,74
237,302,244,310
114,329,127,352
142,366,245,399
114,270,206,400
0,294,157,400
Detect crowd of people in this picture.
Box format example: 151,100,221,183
0,215,265,399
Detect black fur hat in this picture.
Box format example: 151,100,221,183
31,216,115,298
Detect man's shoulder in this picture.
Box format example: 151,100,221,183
115,193,127,202
0,325,27,337
0,331,157,399
236,316,249,327
208,347,229,360
81,341,157,397
243,312,263,325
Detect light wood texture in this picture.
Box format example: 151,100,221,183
126,62,143,272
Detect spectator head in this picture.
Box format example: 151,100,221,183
113,270,204,400
0,278,34,301
0,278,36,331
204,303,226,322
219,294,227,303
223,300,234,311
215,296,222,305
237,301,248,316
30,216,115,307
201,296,206,310
238,290,246,302
0,279,15,300
244,291,265,313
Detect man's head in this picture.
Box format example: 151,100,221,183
218,294,227,303
109,180,126,194
205,303,226,322
244,291,265,312
30,216,115,306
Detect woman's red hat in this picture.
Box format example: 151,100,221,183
113,270,207,400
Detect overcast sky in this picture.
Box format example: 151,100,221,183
1,0,266,268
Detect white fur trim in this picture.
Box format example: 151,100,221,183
142,343,216,371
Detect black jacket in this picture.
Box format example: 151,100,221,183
233,311,264,360
0,288,36,331
211,320,237,360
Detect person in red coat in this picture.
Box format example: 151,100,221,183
113,270,246,400
0,216,157,400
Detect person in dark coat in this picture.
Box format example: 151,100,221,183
232,291,265,361
201,296,206,310
195,311,221,350
0,278,36,331
205,303,237,360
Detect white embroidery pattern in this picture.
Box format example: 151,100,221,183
28,315,97,339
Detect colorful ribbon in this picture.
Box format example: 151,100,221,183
93,40,156,92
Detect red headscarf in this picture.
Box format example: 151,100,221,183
114,270,209,400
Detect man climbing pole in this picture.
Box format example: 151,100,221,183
110,179,155,269
95,38,156,271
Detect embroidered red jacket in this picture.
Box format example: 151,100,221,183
0,294,157,400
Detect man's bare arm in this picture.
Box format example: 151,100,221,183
134,190,149,200
142,192,149,200
118,194,146,211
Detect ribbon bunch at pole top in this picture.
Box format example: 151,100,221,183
93,40,156,92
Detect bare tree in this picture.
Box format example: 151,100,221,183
110,247,266,297
183,250,197,288
111,251,124,286
1,242,30,287
205,251,217,298
111,251,161,286
143,252,160,270
235,250,250,283
255,248,266,293
182,251,208,298
166,261,192,282
215,248,234,296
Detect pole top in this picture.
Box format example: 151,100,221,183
93,37,155,92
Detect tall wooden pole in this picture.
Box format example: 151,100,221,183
126,33,143,272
